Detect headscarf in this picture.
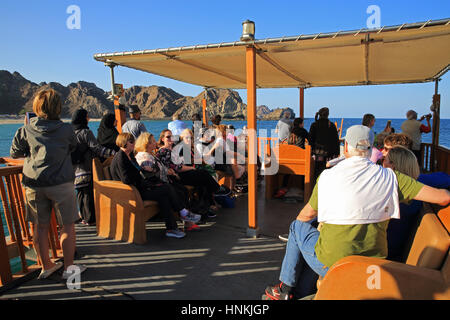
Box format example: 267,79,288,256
97,113,119,149
71,108,89,131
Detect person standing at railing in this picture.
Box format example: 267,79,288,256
10,89,86,280
275,110,293,143
401,109,432,161
71,108,116,226
308,107,340,182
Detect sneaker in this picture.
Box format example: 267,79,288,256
38,262,63,280
278,233,289,242
166,229,186,239
184,222,200,232
180,212,201,223
61,264,87,280
264,283,294,300
207,210,217,218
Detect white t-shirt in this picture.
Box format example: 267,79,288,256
318,156,400,224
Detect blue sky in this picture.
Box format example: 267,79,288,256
1,0,449,118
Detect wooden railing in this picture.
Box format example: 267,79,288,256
420,143,450,173
257,137,279,159
0,157,62,288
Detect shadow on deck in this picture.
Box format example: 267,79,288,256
0,180,305,300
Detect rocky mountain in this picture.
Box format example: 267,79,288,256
0,70,295,120
259,107,296,120
0,70,113,118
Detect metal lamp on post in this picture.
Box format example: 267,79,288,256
241,20,255,42
105,60,126,132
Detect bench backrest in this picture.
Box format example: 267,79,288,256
406,206,450,271
93,157,113,182
273,144,312,176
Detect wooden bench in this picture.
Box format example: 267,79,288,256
92,157,159,244
314,203,450,300
264,144,314,201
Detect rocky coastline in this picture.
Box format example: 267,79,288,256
0,70,295,121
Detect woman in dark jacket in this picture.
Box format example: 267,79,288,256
97,113,120,152
71,109,116,225
308,107,340,181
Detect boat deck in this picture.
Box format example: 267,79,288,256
0,180,304,300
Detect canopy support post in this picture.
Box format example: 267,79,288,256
105,61,126,132
299,87,305,119
246,46,259,238
202,88,208,127
431,78,441,171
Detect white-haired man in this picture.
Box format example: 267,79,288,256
275,110,293,143
264,125,450,300
401,109,432,160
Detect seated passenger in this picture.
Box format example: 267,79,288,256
110,133,200,239
383,146,450,262
263,125,450,300
274,118,309,198
204,125,246,191
370,131,389,164
382,133,413,158
157,129,226,219
289,118,309,149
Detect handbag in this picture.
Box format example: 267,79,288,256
139,168,163,189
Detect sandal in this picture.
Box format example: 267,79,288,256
38,262,63,280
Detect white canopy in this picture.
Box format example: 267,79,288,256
94,19,450,89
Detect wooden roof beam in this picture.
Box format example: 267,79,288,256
255,47,309,86
159,53,247,86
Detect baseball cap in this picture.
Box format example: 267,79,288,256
128,105,140,113
344,125,374,150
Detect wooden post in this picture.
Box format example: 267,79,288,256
106,62,126,133
246,46,258,238
431,79,440,172
202,89,208,127
114,97,126,133
299,87,304,119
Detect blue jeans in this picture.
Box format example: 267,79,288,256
279,220,329,288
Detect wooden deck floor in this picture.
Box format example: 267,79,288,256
0,180,305,300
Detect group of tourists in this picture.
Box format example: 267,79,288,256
9,89,245,280
263,108,449,300
9,88,449,297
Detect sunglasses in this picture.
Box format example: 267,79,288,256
165,135,172,139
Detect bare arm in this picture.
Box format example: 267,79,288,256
414,185,450,207
296,203,318,222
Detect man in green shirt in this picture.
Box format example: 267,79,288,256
264,125,450,300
